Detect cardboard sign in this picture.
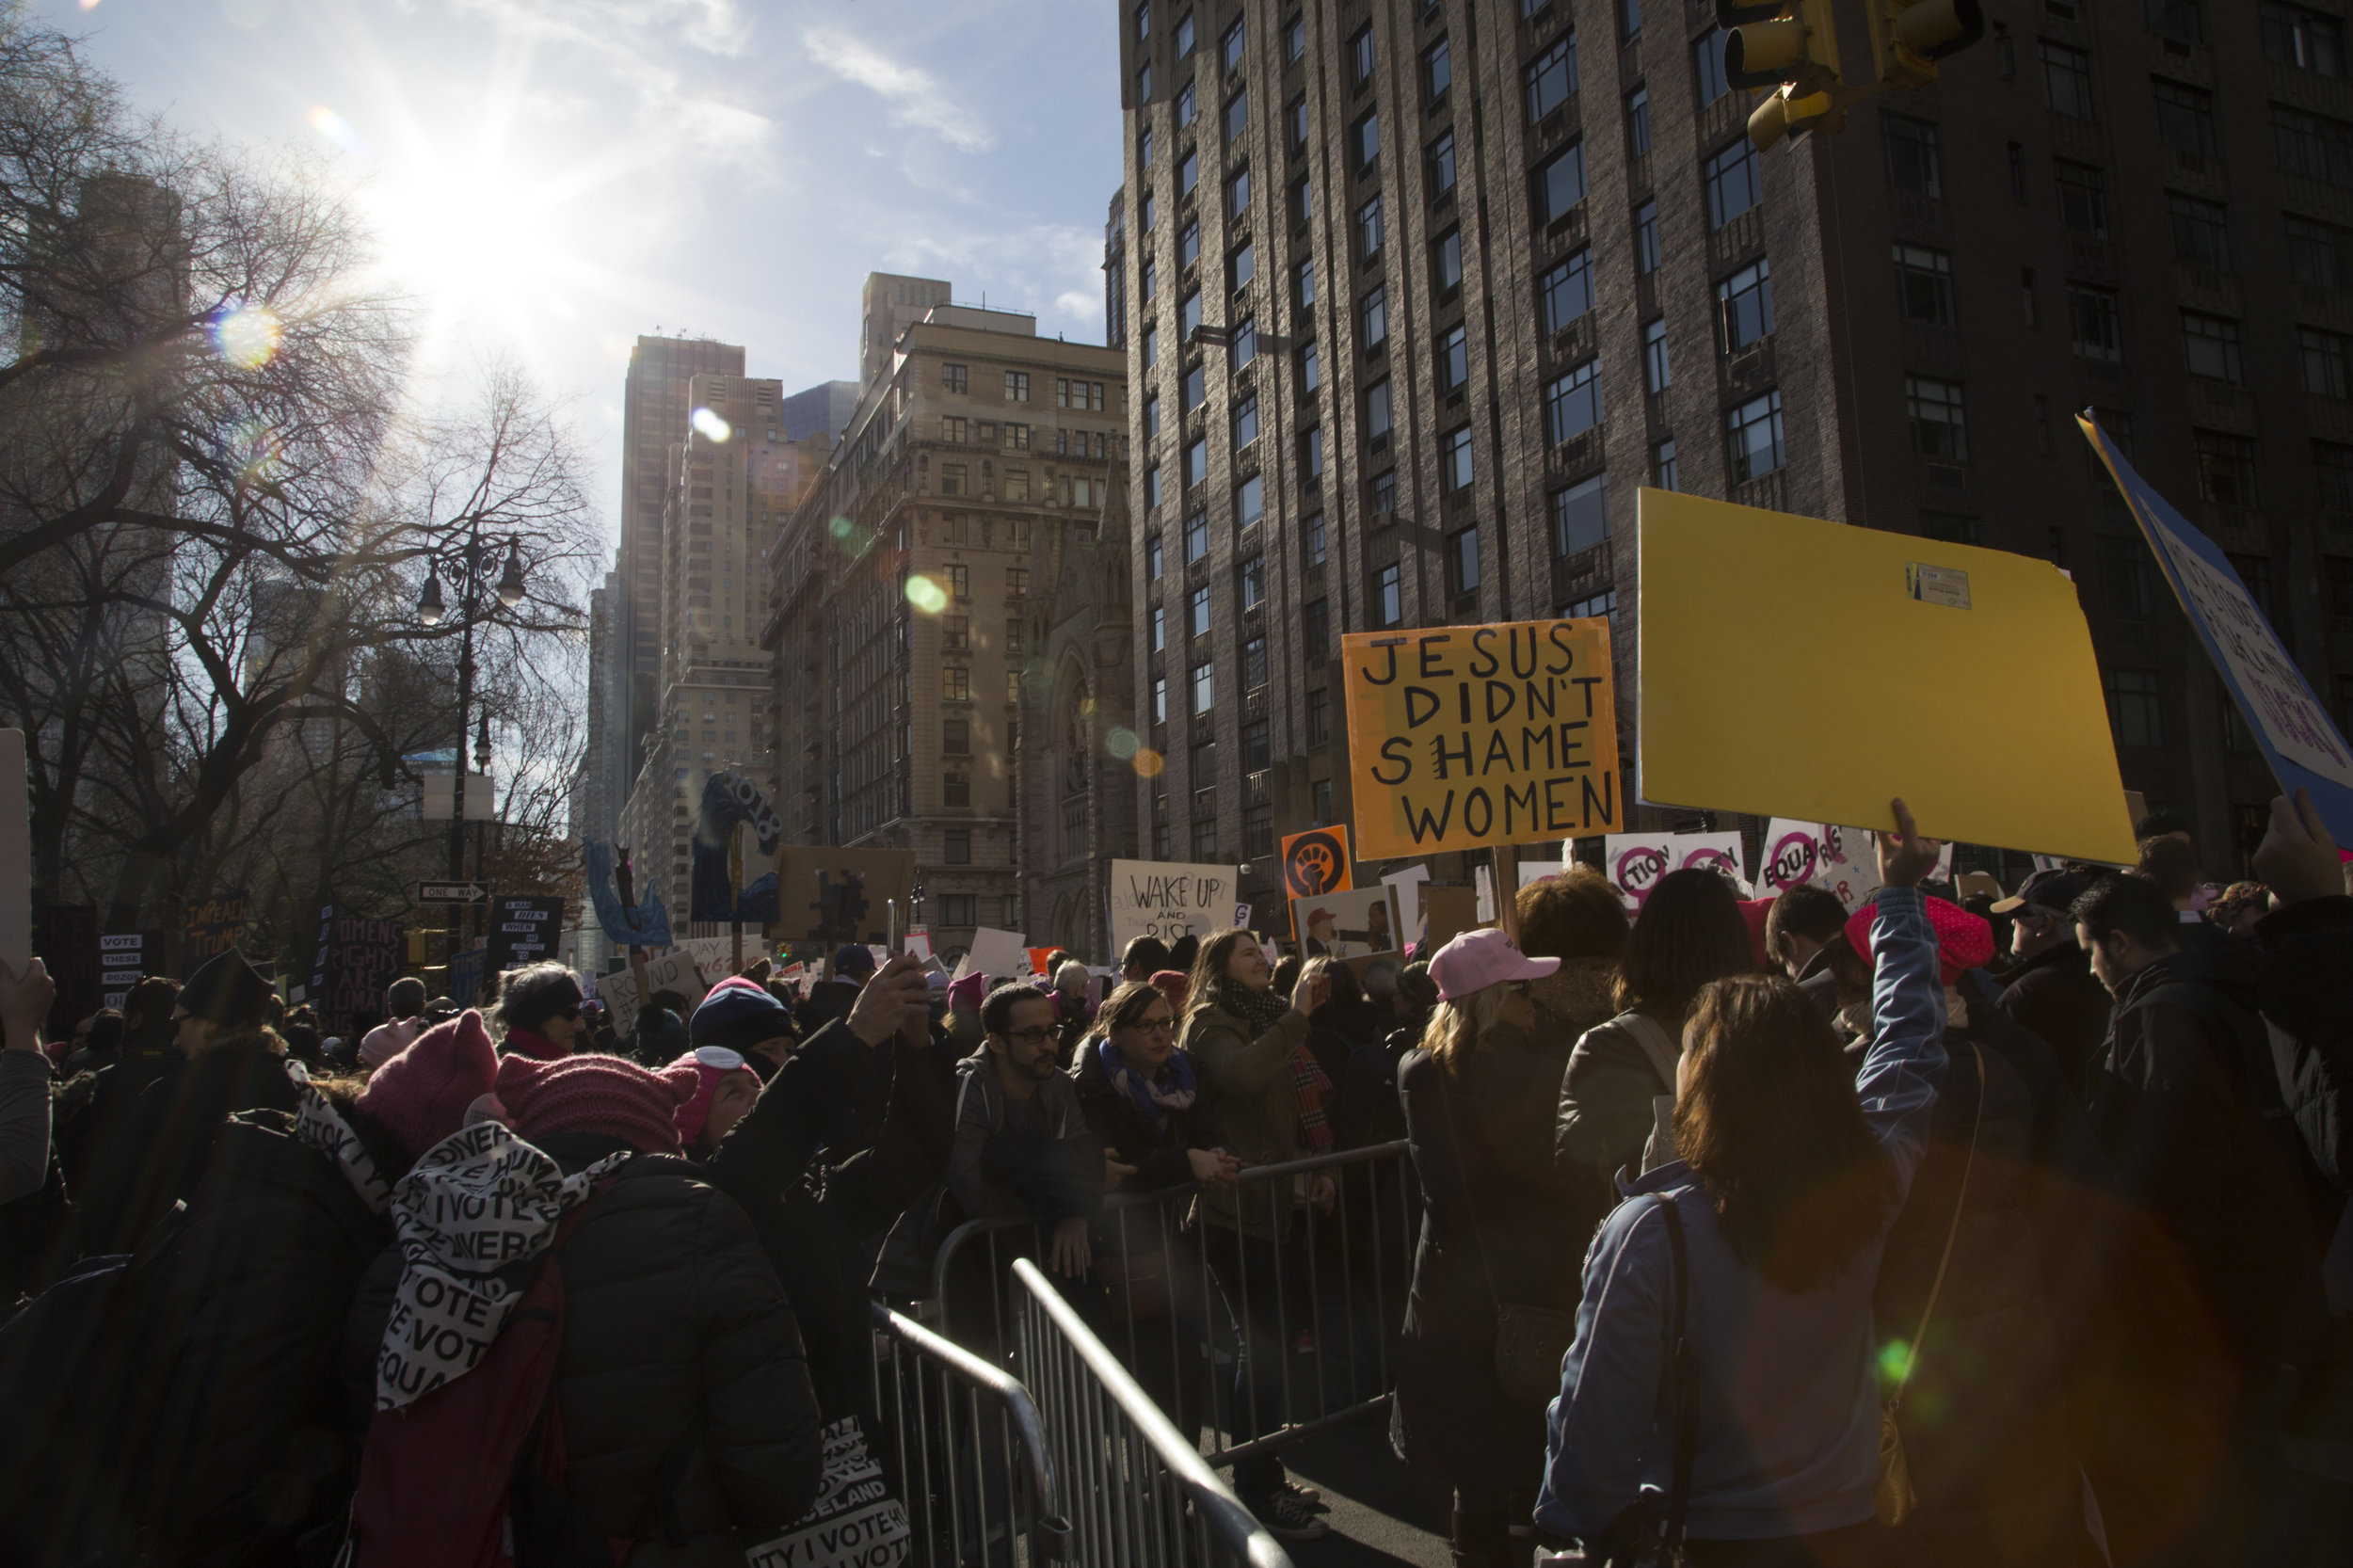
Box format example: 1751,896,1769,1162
2086,416,2353,845
1601,835,1674,911
1290,886,1403,960
598,947,707,1040
0,730,26,974
1756,820,1827,897
1812,824,1884,912
1343,619,1621,860
485,897,563,976
1420,886,1481,954
1637,488,2136,863
904,929,934,961
957,926,1030,984
1279,826,1353,898
309,904,403,1036
1108,859,1239,952
1955,871,2004,902
1026,947,1058,975
184,891,250,960
774,847,917,947
1381,865,1433,946
1673,831,1752,896
98,930,162,1010
673,935,738,976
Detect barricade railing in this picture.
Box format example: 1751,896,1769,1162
870,1301,1074,1565
914,1141,1419,1472
1011,1256,1293,1568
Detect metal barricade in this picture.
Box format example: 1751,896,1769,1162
870,1301,1074,1565
1011,1257,1293,1568
917,1142,1420,1473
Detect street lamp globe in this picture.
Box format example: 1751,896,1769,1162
418,570,446,626
496,540,526,608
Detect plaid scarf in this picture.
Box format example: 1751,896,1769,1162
1289,1045,1335,1153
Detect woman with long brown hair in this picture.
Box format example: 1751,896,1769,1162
1535,803,1948,1568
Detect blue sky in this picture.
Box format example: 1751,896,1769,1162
38,0,1126,550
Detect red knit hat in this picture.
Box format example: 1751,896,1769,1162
1843,896,1996,988
493,1050,698,1155
356,1011,499,1159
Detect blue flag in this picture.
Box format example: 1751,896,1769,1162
690,771,783,922
2083,413,2353,844
585,840,673,949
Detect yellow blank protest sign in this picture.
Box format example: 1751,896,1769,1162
1638,488,2135,863
1343,618,1621,860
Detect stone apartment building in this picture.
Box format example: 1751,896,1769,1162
1113,0,2353,898
764,280,1132,960
615,374,831,925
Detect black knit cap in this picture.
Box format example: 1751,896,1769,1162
173,948,276,1031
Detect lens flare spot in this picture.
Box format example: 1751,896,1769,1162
1877,1339,1911,1384
904,574,948,615
228,420,284,485
215,305,280,369
1079,696,1098,717
1131,748,1165,779
1105,727,1139,760
306,105,366,156
690,407,731,442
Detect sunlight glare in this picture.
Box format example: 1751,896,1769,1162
307,105,367,157
215,304,281,368
691,407,732,442
904,574,948,616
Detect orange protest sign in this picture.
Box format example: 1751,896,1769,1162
1341,619,1621,860
1279,825,1353,897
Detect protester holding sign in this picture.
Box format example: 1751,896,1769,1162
1554,870,1754,1189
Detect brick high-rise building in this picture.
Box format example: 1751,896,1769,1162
765,282,1130,959
1113,0,2353,896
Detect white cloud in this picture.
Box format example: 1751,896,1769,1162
803,27,996,153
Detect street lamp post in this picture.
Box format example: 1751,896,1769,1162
418,517,525,988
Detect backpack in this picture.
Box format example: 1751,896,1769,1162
347,1200,616,1568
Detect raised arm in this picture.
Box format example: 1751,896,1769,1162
1856,799,1948,1194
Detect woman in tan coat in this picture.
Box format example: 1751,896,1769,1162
1176,927,1332,1541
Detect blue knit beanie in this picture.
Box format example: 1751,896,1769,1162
689,977,794,1053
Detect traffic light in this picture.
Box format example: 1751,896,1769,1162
1866,0,1986,89
1718,1,1847,151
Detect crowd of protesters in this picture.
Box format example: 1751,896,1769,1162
0,786,2345,1565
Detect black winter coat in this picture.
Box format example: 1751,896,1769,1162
1391,1024,1602,1485
2250,893,2353,1197
72,1044,300,1261
1995,942,2115,1100
0,1109,388,1568
345,1133,824,1560
1070,1040,1216,1192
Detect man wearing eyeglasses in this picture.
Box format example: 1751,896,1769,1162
948,983,1108,1284
1992,867,2110,1096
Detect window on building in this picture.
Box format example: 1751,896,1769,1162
1150,675,1168,725
1002,423,1031,451
1634,200,1660,274
1228,168,1252,220
1176,8,1194,56
2264,3,2346,76
1178,148,1199,196
2055,160,2109,236
1552,473,1607,557
1144,326,1158,368
2288,215,2350,286
1715,259,1774,354
2233,552,2283,627
1149,603,1166,653
1541,248,1593,334
2304,327,2352,397
1192,819,1218,860
1363,284,1388,349
1434,228,1463,296
1528,34,1577,122
1641,318,1671,393
1367,377,1394,443
1182,361,1205,411
1305,511,1327,565
1238,472,1265,527
1892,244,1957,327
1358,196,1384,260
1179,217,1201,269
1187,662,1216,716
1007,566,1028,595
1426,36,1452,100
2182,312,2244,383
1185,507,1209,561
1242,635,1269,692
1705,138,1762,229
1289,177,1312,228
2273,104,2353,185
1350,22,1376,81
2100,533,2154,617
1189,584,1212,638
2146,0,2201,45
2320,441,2353,509
1371,467,1397,514
2326,553,2353,632
1232,392,1259,449
1537,143,1587,224
1303,424,1324,478
1541,360,1603,446
1305,597,1331,655
1626,85,1652,156
1882,113,1942,196
1356,111,1381,170
1441,424,1476,491
943,719,970,754
1301,336,1321,392
2069,284,2124,361
1145,532,1163,579
1373,563,1403,628
2195,428,2261,507
2041,42,2095,119
2153,80,2218,157
1145,462,1163,509
2169,194,2231,267
1289,96,1308,148
1726,390,1786,482
1004,371,1030,402
1437,325,1468,393
1144,394,1161,442
1136,2,1150,40
1231,316,1257,369
1306,688,1331,745
1906,376,1969,461
1223,15,1246,71
2105,667,2164,748
1427,131,1459,200
1448,526,1481,599
1239,553,1266,611
937,893,977,926
1694,26,1730,104
943,362,968,393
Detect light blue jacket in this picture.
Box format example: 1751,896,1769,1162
1534,886,1946,1543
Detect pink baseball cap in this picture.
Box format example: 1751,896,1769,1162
1428,929,1560,1001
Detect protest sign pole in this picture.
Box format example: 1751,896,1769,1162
731,919,743,974
629,944,650,1012
1493,841,1519,943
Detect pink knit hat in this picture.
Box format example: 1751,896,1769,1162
666,1046,760,1150
493,1050,698,1155
356,1012,499,1159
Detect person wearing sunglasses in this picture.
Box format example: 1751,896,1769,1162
489,962,586,1060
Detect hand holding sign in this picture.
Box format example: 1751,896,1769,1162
2254,787,2345,907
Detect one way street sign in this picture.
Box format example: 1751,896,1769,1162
415,881,489,905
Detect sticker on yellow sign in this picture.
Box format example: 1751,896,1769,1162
1637,486,2137,865
1341,619,1622,860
